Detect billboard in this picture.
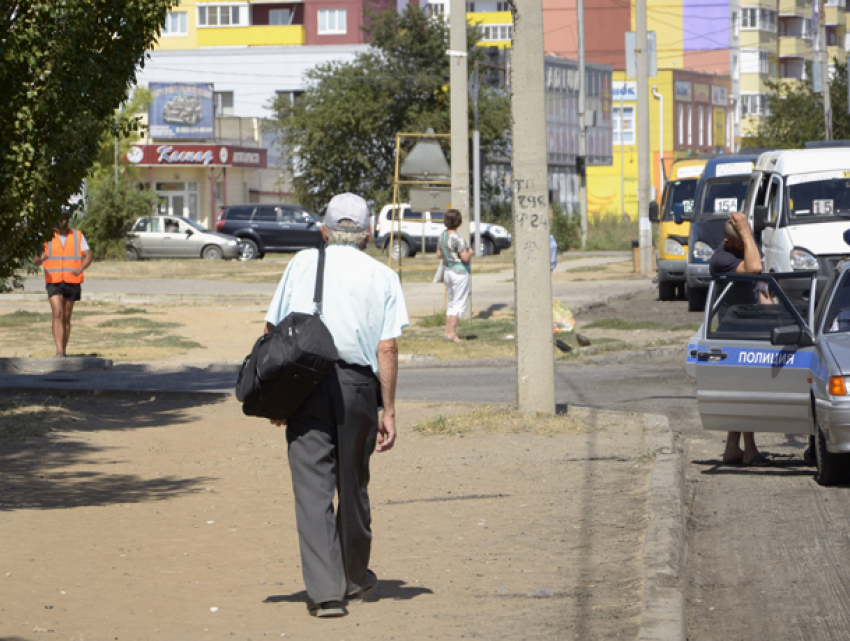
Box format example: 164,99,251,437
149,83,215,139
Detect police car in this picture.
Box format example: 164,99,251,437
686,233,850,485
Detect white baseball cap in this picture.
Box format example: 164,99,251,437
324,193,370,232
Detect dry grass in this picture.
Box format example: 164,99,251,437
0,398,81,439
411,405,598,436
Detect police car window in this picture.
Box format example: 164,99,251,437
702,179,749,216
707,278,798,341
786,173,850,222
825,273,850,333
253,207,279,222
662,180,697,220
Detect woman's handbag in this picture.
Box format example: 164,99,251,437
235,244,338,420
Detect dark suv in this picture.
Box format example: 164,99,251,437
216,204,322,260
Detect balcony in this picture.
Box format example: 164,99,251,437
825,5,845,25
740,30,778,48
197,24,305,47
779,35,810,57
740,74,773,93
779,0,811,15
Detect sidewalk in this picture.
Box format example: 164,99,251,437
0,388,681,640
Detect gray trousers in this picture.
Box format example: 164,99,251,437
285,362,379,604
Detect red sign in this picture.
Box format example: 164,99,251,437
125,144,267,169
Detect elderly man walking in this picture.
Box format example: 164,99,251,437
264,193,409,618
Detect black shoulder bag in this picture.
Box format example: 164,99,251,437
235,244,338,419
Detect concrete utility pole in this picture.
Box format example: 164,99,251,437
635,0,652,276
511,0,555,414
449,0,470,241
578,0,588,248
819,0,833,140
472,61,482,257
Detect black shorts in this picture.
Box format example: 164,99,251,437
46,282,82,302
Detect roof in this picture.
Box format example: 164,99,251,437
701,154,761,179
754,148,850,174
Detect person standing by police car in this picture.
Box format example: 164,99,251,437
34,210,93,357
264,193,409,618
709,212,773,467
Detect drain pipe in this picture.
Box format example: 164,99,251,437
652,85,664,196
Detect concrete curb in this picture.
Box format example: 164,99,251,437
639,414,687,641
0,357,113,373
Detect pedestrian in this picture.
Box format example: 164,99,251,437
709,212,772,467
263,192,409,618
33,210,93,357
437,208,472,342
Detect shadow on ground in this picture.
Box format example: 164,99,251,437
0,389,222,512
263,580,434,606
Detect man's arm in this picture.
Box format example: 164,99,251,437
73,250,93,276
730,213,762,274
376,338,398,452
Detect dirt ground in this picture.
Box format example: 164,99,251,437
0,391,657,640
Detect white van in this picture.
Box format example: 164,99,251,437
745,147,850,308
373,204,512,258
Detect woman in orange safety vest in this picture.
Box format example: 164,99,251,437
34,212,93,357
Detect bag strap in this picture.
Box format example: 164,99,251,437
313,242,326,315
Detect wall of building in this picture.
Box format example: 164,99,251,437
542,0,631,69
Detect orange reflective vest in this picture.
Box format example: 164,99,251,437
43,230,85,284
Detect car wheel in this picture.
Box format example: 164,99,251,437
390,239,410,259
814,422,849,486
239,239,259,261
126,247,140,261
479,237,495,256
687,286,706,312
202,245,224,260
658,282,676,301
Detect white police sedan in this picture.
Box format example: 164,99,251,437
686,240,850,485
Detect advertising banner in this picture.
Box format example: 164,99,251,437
149,83,215,139
124,144,267,168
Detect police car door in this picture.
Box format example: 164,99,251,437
690,272,817,434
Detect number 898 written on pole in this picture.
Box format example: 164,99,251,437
514,193,547,228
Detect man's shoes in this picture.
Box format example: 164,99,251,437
346,569,378,604
308,600,346,618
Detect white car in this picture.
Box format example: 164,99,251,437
372,204,512,258
125,215,241,260
746,146,850,308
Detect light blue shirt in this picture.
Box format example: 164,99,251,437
265,245,409,373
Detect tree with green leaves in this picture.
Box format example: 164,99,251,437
0,0,173,289
267,5,511,213
745,60,850,149
80,88,157,261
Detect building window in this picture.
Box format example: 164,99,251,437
497,1,510,9
269,9,291,25
482,24,512,41
678,103,684,146
688,105,693,146
429,3,445,16
741,49,769,74
613,106,635,144
162,12,188,35
197,4,247,27
732,11,739,36
318,9,346,34
741,93,768,116
707,109,713,147
741,7,776,32
467,2,475,11
699,106,704,146
275,90,304,105
215,91,234,116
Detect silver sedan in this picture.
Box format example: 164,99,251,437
126,215,242,260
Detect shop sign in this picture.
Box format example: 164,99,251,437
149,83,215,140
694,83,710,103
674,81,692,102
124,144,267,168
613,81,637,102
712,85,728,106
